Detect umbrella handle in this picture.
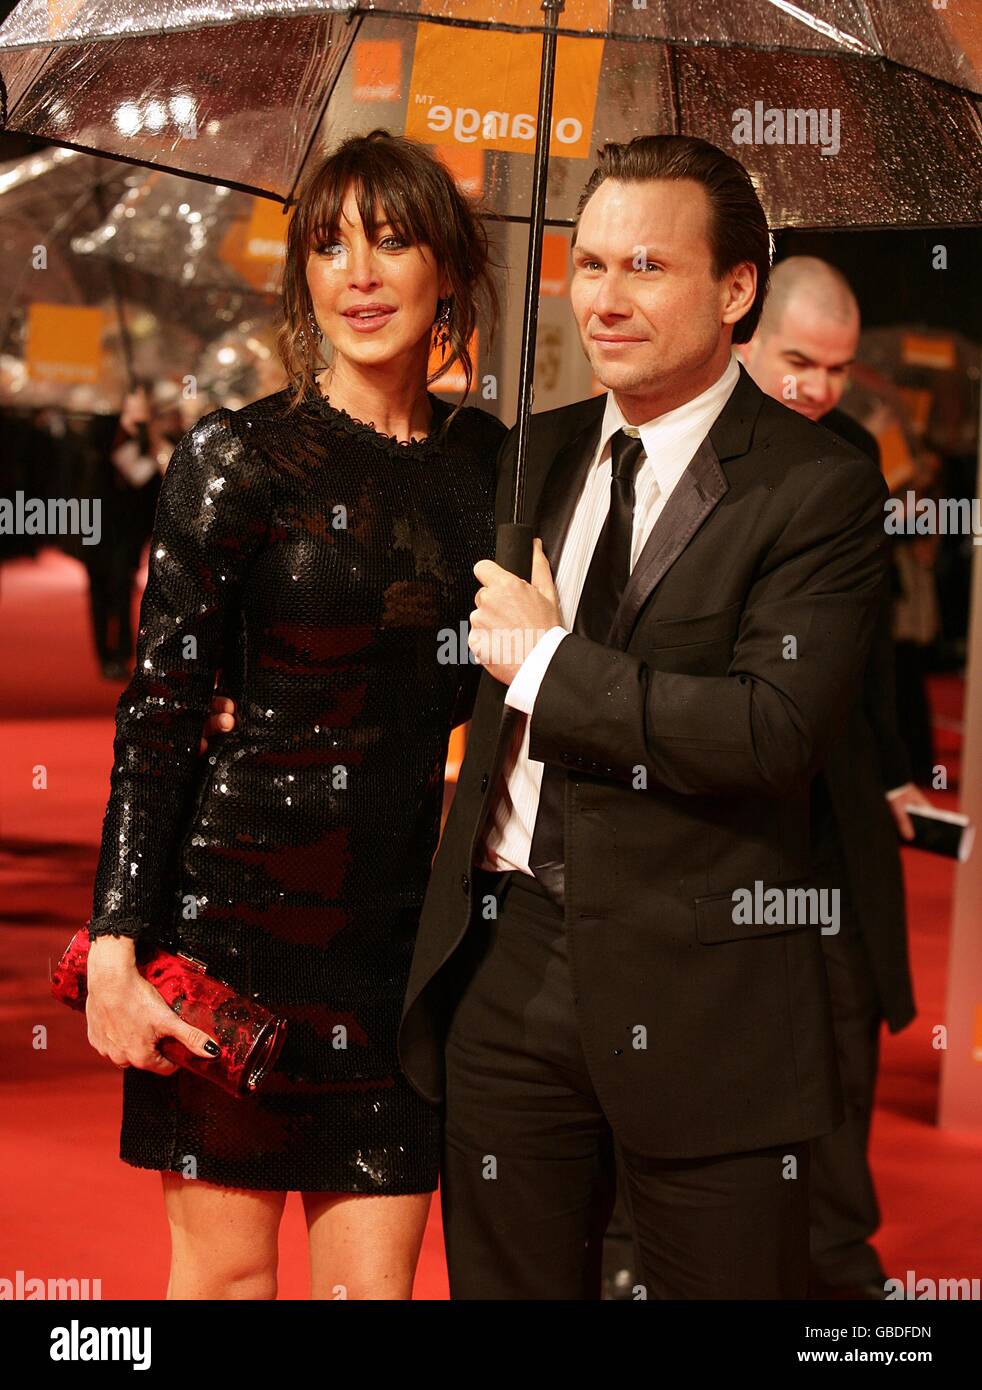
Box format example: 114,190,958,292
495,522,535,583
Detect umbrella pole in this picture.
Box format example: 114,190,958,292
497,0,565,583
92,179,138,397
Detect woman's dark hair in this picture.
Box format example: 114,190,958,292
571,134,771,344
278,129,502,426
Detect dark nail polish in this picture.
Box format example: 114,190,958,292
203,1040,220,1056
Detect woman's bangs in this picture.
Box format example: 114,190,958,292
305,170,423,252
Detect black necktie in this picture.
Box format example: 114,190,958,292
528,429,646,907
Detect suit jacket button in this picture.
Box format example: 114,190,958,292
480,773,489,792
461,873,470,895
613,1048,623,1056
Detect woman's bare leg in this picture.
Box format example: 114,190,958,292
161,1172,287,1299
302,1190,432,1300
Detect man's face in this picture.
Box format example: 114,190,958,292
569,176,749,405
740,293,859,420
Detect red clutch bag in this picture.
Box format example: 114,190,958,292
51,929,287,1097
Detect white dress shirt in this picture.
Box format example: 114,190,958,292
479,352,741,875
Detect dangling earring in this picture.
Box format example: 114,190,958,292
434,297,452,359
298,309,323,358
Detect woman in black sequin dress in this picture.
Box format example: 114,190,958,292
84,131,505,1298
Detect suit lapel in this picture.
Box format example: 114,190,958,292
606,436,727,647
608,364,763,647
485,367,762,757
531,405,605,572
485,401,606,775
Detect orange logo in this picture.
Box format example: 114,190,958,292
539,233,570,297
435,146,485,198
406,0,604,159
27,304,104,384
218,199,288,294
429,329,478,396
354,41,403,103
902,332,957,370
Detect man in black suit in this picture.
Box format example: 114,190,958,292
397,136,890,1299
738,257,930,1297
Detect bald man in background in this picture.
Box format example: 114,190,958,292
740,256,932,1296
741,255,882,439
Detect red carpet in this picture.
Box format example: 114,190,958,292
1,548,979,1298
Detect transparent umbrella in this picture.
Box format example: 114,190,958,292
0,146,280,412
194,323,289,412
1,0,980,557
72,167,286,297
0,1,978,222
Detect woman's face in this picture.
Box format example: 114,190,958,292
305,184,449,376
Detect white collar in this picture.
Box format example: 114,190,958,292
597,352,741,467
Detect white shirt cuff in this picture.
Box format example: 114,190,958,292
504,626,570,715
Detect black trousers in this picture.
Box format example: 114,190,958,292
596,803,887,1293
893,640,935,786
808,888,885,1288
440,867,810,1300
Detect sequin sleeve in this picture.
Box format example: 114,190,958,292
87,409,271,942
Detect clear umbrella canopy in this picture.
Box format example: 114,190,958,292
0,0,979,227
0,146,281,412
193,322,288,412
72,166,287,296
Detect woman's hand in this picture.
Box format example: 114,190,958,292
86,936,221,1074
199,694,237,755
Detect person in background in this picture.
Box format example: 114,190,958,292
81,383,170,680
737,255,933,1296
889,453,943,787
0,407,51,569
